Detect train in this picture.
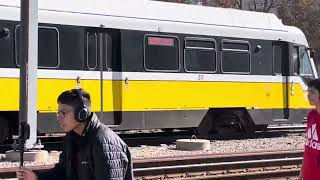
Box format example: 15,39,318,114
0,0,317,142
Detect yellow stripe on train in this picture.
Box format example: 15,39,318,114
0,78,311,112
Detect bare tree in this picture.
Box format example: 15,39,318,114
156,0,242,9
278,0,320,68
214,0,242,8
278,0,320,40
157,0,201,4
247,0,283,12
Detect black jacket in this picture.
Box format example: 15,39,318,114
36,113,133,180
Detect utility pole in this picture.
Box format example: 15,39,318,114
19,0,38,149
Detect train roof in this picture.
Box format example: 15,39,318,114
0,0,308,45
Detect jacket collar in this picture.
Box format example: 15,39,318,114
66,113,100,139
81,112,100,137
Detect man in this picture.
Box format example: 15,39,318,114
17,88,133,180
300,79,320,179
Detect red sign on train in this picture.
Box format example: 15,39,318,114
148,37,174,46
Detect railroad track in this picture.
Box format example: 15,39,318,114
0,149,303,179
134,149,303,179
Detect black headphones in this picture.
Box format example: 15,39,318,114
71,89,90,122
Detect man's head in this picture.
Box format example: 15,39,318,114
307,79,320,106
57,89,91,133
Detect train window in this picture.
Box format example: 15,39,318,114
103,33,112,70
222,41,249,51
293,46,299,75
144,35,179,71
185,38,215,49
221,40,250,73
273,44,283,74
299,47,314,77
184,38,216,72
0,27,12,67
87,32,98,70
222,52,250,73
15,26,60,68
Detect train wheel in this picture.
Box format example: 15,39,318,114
255,125,268,131
162,128,174,133
212,113,243,134
0,116,9,144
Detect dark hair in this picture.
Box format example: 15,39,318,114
308,79,320,93
57,88,91,112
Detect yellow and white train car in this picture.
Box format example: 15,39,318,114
0,0,317,141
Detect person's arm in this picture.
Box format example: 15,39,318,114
299,124,308,180
35,149,66,180
16,150,66,180
16,167,37,180
92,141,131,180
299,158,303,180
124,146,134,180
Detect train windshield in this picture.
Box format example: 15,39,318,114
299,48,315,78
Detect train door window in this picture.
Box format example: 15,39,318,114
273,44,283,74
221,40,250,73
299,47,314,78
103,33,112,70
144,35,179,71
15,26,59,68
0,27,12,67
184,37,216,72
87,32,98,70
292,46,299,75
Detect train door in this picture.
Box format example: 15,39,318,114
86,30,111,124
86,30,102,120
290,46,316,123
272,41,290,122
86,29,121,126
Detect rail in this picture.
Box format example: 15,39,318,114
0,149,303,179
